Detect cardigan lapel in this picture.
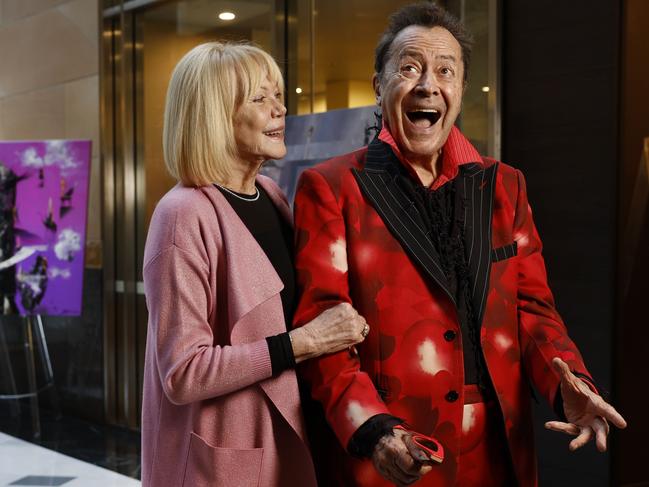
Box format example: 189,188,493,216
352,138,455,305
199,183,307,441
457,161,499,327
199,185,285,337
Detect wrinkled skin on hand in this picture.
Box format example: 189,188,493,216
372,428,433,486
545,357,627,452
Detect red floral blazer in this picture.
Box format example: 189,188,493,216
293,130,594,487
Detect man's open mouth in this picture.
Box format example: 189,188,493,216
406,109,442,128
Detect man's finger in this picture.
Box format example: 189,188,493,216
591,397,627,429
592,417,608,452
545,421,580,435
388,458,420,486
393,451,422,478
551,357,572,379
569,426,592,451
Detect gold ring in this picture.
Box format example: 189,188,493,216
361,323,370,338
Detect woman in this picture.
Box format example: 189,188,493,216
141,42,368,487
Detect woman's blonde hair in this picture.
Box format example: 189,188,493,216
163,41,284,186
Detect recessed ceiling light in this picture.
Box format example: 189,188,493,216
481,86,490,93
295,87,303,94
218,12,235,21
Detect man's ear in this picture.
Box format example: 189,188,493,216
372,73,381,105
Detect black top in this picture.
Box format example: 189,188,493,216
216,184,296,376
396,173,489,390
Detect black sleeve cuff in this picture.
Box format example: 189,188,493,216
347,413,404,459
265,332,296,376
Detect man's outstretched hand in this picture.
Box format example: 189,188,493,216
545,357,627,452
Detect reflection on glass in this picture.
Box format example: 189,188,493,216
289,0,498,156
137,0,281,228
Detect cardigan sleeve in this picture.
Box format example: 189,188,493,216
143,219,273,405
513,169,596,407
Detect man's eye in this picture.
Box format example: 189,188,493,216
402,65,418,73
440,67,454,76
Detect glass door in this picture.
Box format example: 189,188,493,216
101,0,285,428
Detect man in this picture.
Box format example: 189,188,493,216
293,3,626,486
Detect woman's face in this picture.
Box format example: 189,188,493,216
233,77,287,165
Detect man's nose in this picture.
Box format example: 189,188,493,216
414,70,440,97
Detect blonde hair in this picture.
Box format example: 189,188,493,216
163,42,284,186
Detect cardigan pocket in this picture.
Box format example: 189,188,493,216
491,242,518,263
182,432,263,487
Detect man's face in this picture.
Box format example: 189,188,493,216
374,25,464,163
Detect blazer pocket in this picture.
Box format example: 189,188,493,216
491,242,518,263
182,432,263,487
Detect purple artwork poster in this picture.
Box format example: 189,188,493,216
0,140,91,316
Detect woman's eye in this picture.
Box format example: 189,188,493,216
253,96,265,103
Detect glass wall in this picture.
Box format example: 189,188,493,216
101,0,500,428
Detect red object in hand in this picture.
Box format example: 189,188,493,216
395,425,445,465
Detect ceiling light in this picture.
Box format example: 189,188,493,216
295,87,303,94
481,86,490,93
218,12,235,21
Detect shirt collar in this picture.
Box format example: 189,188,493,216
377,120,482,190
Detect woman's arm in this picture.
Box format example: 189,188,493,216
144,244,273,405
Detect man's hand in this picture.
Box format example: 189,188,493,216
545,357,627,452
372,428,433,486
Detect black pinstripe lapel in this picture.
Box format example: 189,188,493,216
352,138,455,304
458,161,499,327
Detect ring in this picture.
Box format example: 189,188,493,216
361,323,370,338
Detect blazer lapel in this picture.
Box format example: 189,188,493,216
458,161,499,327
352,138,455,305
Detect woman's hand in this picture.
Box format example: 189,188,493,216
290,303,368,363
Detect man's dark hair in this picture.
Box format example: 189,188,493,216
374,2,473,82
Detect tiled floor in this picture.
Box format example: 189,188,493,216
0,432,140,486
0,403,141,485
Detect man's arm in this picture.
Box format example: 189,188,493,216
293,168,391,449
513,169,626,449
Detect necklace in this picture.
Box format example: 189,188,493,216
214,183,260,202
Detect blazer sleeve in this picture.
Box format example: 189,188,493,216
293,168,390,449
513,169,596,406
143,216,272,406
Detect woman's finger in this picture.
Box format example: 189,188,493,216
545,421,580,435
568,426,592,451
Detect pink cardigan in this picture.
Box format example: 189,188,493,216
141,176,317,487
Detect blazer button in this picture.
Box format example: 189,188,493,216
445,390,459,402
444,330,457,341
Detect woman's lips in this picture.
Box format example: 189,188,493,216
263,129,284,139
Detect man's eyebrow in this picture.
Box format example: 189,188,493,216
436,54,458,63
397,48,425,59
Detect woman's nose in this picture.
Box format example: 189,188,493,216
272,99,287,117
